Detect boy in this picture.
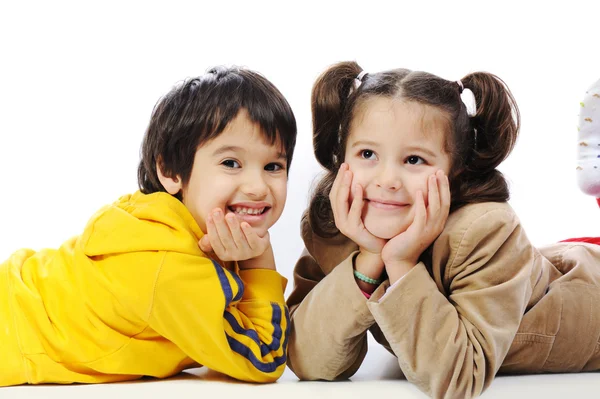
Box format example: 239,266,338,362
0,66,297,385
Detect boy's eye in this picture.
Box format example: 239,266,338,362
406,156,425,165
222,159,241,168
360,150,377,160
265,162,285,172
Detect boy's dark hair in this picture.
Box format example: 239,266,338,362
309,61,520,237
138,66,297,200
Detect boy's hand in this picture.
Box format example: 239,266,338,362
330,163,387,255
199,208,271,262
381,170,450,283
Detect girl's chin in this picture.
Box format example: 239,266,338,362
364,223,406,240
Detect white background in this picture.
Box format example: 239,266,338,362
1,0,599,284
1,1,600,398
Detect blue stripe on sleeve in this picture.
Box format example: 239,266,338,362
224,302,283,357
212,260,244,307
224,303,290,373
226,335,286,373
230,270,244,302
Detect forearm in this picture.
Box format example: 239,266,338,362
288,253,381,380
367,263,526,399
149,253,288,383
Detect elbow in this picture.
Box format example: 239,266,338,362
237,364,286,384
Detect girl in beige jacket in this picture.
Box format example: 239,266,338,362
286,62,600,399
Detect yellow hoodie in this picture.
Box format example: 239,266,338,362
0,191,289,385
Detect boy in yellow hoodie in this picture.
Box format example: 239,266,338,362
0,66,296,385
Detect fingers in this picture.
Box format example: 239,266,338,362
439,171,451,217
212,209,236,250
336,166,352,222
225,212,249,250
427,173,440,217
329,164,350,215
426,170,451,218
411,190,427,233
348,183,364,227
329,163,345,209
242,224,269,252
199,235,212,253
206,213,226,255
204,208,271,261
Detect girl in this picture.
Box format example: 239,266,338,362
286,61,600,399
0,66,296,386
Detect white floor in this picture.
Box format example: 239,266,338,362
2,336,599,399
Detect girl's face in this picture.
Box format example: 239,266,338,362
344,97,452,239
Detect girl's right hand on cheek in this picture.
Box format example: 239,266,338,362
330,163,387,255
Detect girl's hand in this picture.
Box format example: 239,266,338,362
199,208,271,262
330,163,387,255
381,170,451,283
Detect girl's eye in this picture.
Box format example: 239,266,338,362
265,163,285,172
360,150,377,160
222,159,241,168
406,156,425,165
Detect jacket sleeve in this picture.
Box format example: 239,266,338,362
286,215,387,380
366,207,534,399
147,252,289,383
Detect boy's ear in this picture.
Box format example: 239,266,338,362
156,160,183,195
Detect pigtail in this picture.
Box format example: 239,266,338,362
450,73,520,207
462,72,520,172
309,61,363,237
312,61,363,171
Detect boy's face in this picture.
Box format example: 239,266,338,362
181,109,288,237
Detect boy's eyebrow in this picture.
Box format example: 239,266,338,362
212,145,287,160
212,145,245,156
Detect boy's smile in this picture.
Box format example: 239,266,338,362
227,201,272,223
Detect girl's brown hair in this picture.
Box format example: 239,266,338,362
309,61,520,237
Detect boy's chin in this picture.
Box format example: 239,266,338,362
250,225,270,239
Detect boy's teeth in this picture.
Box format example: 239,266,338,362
232,207,265,215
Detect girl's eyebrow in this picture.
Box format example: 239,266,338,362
404,146,438,158
350,140,380,148
350,140,439,158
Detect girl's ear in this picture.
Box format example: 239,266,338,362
156,160,183,195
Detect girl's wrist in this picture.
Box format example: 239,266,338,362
384,259,416,284
353,250,385,294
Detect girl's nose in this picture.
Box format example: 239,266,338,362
375,165,401,191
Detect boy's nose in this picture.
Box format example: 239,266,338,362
242,174,269,199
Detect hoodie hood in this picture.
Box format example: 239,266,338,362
81,191,204,257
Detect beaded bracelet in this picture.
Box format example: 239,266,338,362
353,269,382,285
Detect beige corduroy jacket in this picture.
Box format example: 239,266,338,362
287,202,600,399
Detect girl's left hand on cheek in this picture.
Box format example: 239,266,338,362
381,170,450,282
198,209,270,262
